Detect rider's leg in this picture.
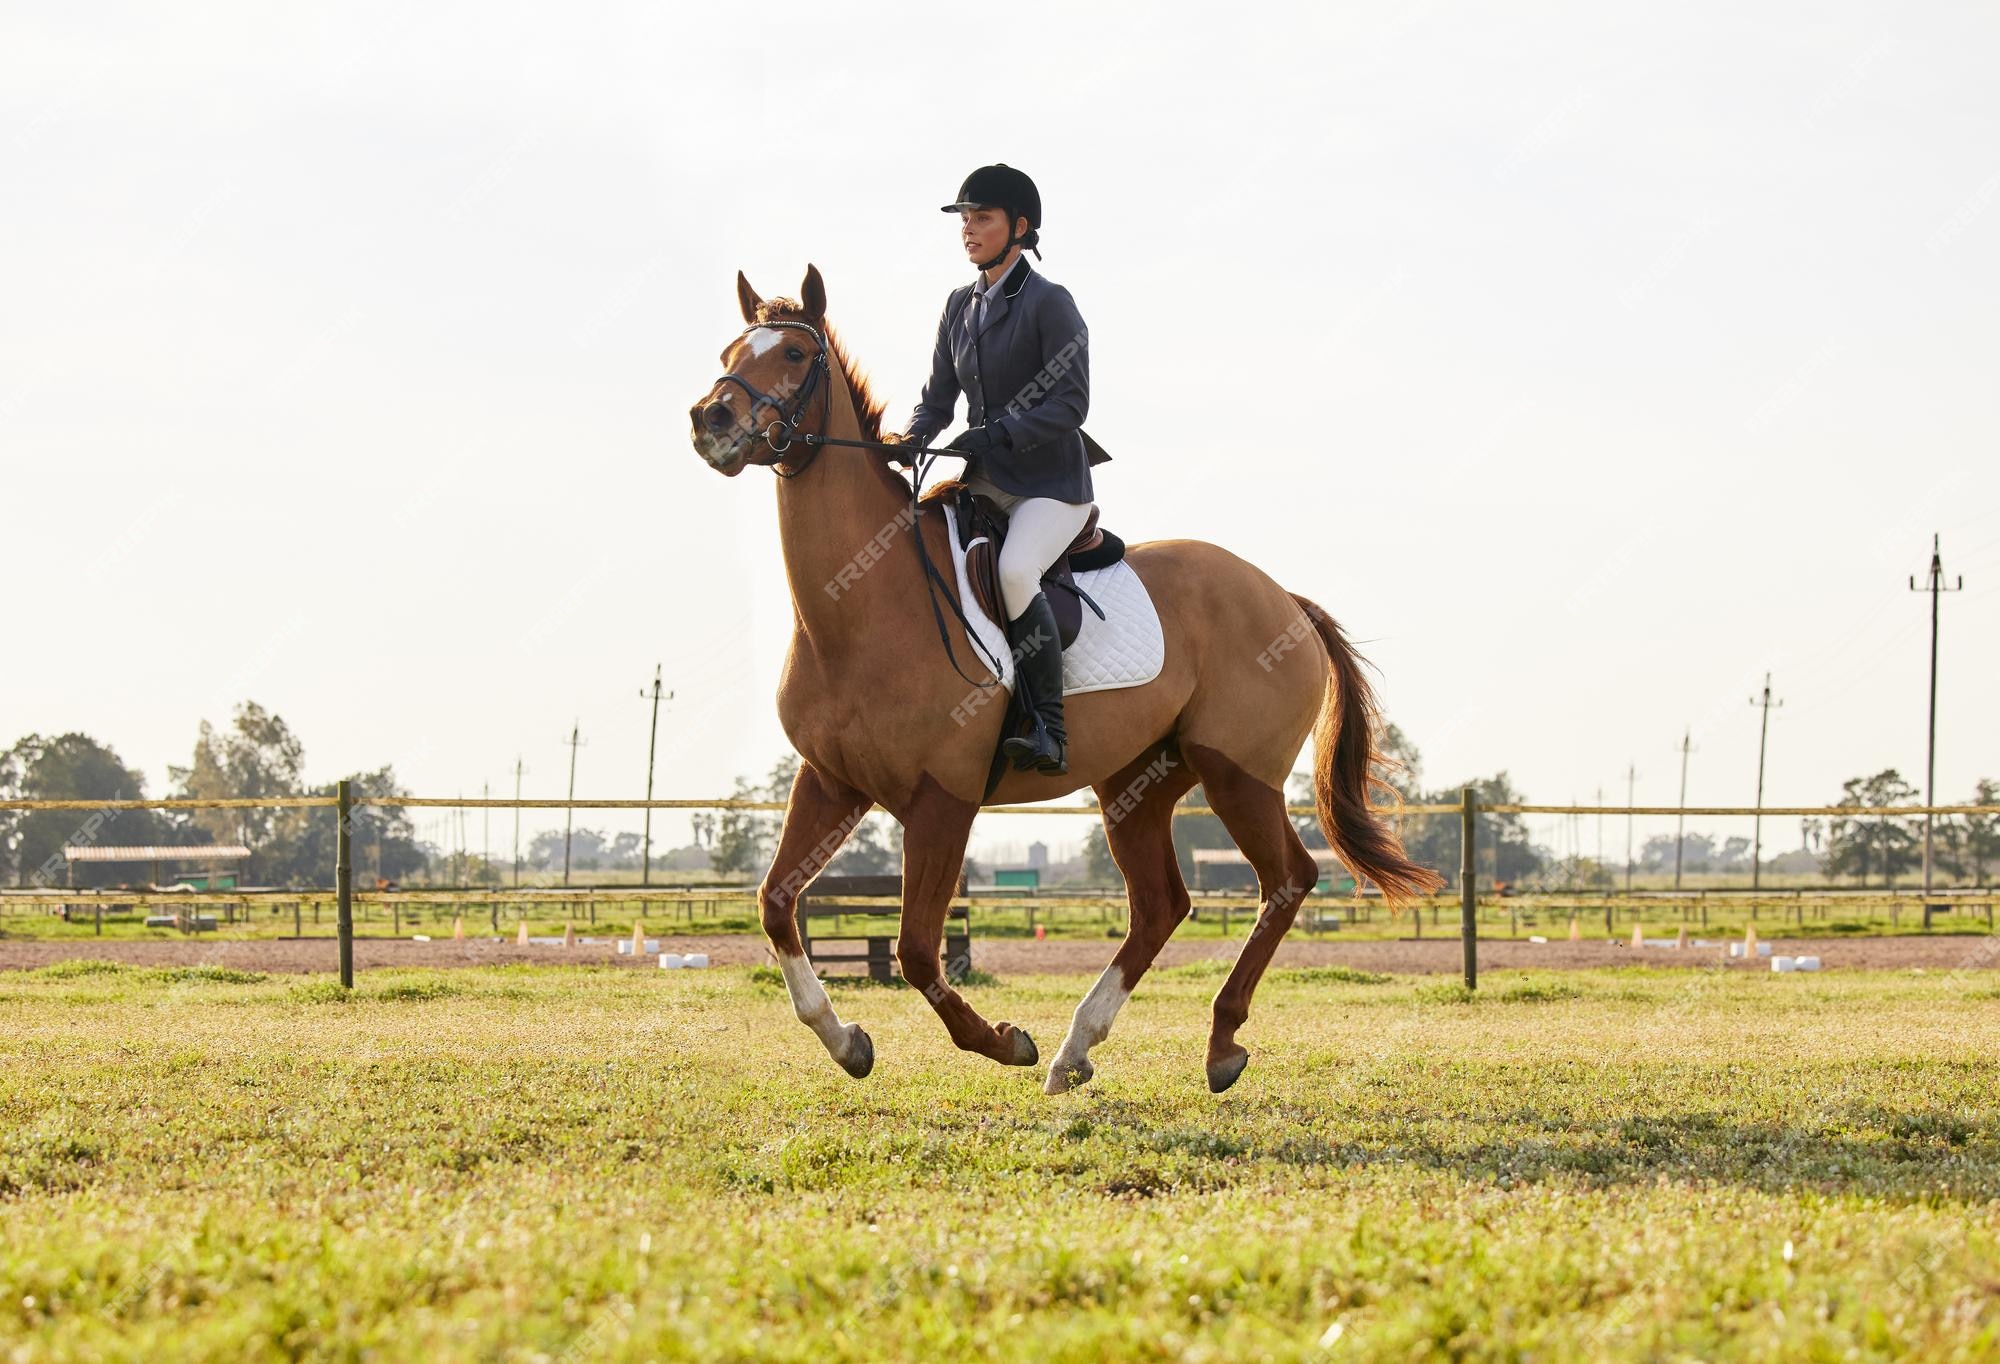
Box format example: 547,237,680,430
995,497,1094,774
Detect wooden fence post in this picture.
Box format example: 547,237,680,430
336,780,354,989
1461,786,1478,990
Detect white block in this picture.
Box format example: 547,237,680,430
1729,942,1744,958
658,953,685,970
1772,956,1797,972
616,941,631,955
412,934,431,942
1529,935,1548,944
683,953,709,968
1795,956,1822,972
645,939,661,953
1757,943,1773,957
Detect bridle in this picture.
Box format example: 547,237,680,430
710,319,833,479
707,316,1008,688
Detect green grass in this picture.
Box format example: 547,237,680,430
1,964,1998,1360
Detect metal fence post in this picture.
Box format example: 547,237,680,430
336,779,354,989
1461,785,1478,990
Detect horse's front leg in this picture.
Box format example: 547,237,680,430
894,784,1038,1068
758,762,876,1078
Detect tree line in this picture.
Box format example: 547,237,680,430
1,702,426,889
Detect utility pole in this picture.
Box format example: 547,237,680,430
1748,673,1784,890
1673,728,1698,892
1910,534,1963,906
511,757,526,887
1594,784,1604,884
481,781,490,886
638,665,673,887
1624,762,1638,893
561,722,587,888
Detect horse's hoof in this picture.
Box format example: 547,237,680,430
1002,1024,1038,1067
1206,1047,1249,1094
840,1025,875,1079
1044,1055,1094,1094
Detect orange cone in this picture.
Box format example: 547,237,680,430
1744,923,1758,956
1630,922,1644,950
562,922,575,948
1675,926,1689,949
1568,916,1581,942
1034,924,1046,941
631,919,646,953
452,915,465,941
516,919,529,946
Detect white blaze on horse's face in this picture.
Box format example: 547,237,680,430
743,326,785,358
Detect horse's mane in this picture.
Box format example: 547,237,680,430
752,297,887,442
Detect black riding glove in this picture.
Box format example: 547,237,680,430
947,424,1008,458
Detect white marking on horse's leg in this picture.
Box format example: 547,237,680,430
778,952,859,1065
744,326,785,357
1045,966,1130,1094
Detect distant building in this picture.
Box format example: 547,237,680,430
1027,840,1048,870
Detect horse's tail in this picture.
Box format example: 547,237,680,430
1291,593,1445,907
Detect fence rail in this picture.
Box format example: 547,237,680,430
6,788,1996,989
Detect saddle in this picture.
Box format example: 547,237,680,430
920,479,1127,648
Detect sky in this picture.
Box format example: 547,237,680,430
4,1,1995,869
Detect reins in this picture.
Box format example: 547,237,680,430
713,321,1008,691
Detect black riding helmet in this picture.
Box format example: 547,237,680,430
941,164,1042,270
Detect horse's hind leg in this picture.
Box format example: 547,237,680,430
1184,742,1324,1093
1046,740,1199,1093
758,762,876,1078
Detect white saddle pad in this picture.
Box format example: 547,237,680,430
943,503,1165,696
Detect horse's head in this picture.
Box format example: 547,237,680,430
688,264,833,477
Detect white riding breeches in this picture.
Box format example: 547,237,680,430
962,472,1096,622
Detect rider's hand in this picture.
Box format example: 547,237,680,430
947,424,1005,458
881,431,916,468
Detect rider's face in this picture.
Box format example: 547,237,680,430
960,205,1024,267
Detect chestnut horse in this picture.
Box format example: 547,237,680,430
687,265,1441,1094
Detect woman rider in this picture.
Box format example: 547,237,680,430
884,163,1110,777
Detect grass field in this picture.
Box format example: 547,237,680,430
3,962,1998,1361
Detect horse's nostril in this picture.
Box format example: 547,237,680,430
703,402,735,432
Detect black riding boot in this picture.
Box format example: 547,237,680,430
1000,592,1068,775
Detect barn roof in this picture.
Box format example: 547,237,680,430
63,845,252,863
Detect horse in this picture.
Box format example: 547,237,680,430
687,264,1443,1094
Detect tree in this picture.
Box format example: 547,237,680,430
1082,821,1122,887
284,766,430,887
712,776,772,876
1826,769,1921,887
0,733,178,887
1960,779,2000,885
167,701,310,883
1393,771,1543,891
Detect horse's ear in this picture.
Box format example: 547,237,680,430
800,264,827,322
736,271,763,324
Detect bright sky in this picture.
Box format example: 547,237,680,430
5,2,1995,869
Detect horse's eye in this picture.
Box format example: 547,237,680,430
785,347,805,363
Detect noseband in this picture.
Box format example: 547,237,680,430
711,319,831,479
